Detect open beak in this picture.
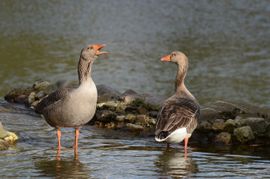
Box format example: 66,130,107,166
93,44,108,55
161,54,171,62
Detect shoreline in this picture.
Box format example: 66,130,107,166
1,80,269,150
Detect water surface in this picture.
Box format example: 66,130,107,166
0,102,270,178
0,1,270,178
0,0,269,106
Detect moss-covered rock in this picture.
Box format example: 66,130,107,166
214,132,231,145
234,126,255,143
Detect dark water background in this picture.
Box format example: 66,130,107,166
0,1,270,178
0,0,269,106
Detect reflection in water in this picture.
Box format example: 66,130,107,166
156,148,198,178
35,158,90,179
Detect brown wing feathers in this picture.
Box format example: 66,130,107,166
155,97,200,139
35,88,72,113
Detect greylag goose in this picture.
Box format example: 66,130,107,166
36,44,107,157
155,51,200,156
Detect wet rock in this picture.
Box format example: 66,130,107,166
215,132,231,145
136,115,156,126
224,119,237,133
104,122,116,129
126,123,144,131
149,111,158,118
125,114,136,123
97,101,119,111
235,117,268,136
234,126,255,143
95,110,117,123
4,87,33,104
28,92,36,105
207,101,243,119
212,119,225,131
97,85,121,103
143,95,163,110
36,91,46,99
197,121,212,131
116,115,125,122
0,122,18,150
116,122,125,129
120,89,144,104
115,102,127,113
4,80,51,106
137,106,148,114
32,81,50,91
127,98,160,114
199,107,220,122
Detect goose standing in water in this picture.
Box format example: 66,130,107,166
155,51,200,157
36,44,108,158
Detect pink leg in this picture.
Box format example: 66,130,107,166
184,136,189,159
74,128,80,159
57,128,62,150
56,128,61,160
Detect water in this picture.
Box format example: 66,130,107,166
0,1,270,178
0,0,269,107
0,101,270,178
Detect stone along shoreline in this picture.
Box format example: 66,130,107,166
2,81,270,149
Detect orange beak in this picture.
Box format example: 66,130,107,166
161,54,171,62
92,44,108,55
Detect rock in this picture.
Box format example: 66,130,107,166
28,92,36,105
235,117,268,136
147,117,156,126
212,119,225,131
143,95,163,110
116,115,125,122
234,126,255,143
200,107,220,122
120,89,144,104
115,102,127,113
3,132,18,144
97,85,121,103
104,122,116,129
149,111,159,118
197,121,212,131
4,87,33,104
136,114,147,124
36,91,46,99
95,110,117,123
136,115,156,126
215,132,231,145
207,101,243,119
97,101,119,111
126,123,144,131
137,106,148,114
125,114,136,123
0,122,18,150
224,119,237,133
32,81,50,91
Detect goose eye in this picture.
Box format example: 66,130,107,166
171,53,176,57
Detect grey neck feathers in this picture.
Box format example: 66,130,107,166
175,62,188,94
78,56,94,84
